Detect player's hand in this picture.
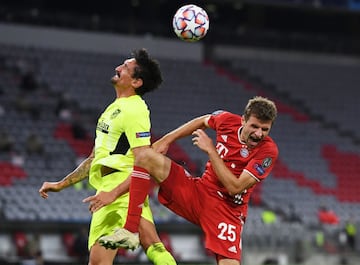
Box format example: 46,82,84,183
39,182,61,199
152,139,170,154
192,129,216,154
83,191,116,213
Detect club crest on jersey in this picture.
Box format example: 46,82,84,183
262,157,272,168
111,109,121,119
136,132,151,138
240,147,249,158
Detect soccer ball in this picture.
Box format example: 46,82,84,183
172,4,209,42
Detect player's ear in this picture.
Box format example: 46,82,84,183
132,78,143,89
241,116,246,124
131,78,143,89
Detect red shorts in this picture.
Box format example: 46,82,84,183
158,161,245,261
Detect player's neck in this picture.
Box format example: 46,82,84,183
116,88,137,98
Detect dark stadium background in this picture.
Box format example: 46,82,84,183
0,1,360,265
1,0,360,55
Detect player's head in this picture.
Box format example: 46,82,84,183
131,48,163,96
240,96,277,148
243,96,277,124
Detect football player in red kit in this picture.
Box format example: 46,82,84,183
94,96,278,265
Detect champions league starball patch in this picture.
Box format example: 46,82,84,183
110,109,121,119
262,157,272,168
254,158,273,176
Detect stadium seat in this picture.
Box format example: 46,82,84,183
62,232,75,257
13,231,28,257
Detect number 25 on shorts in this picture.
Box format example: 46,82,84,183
217,222,237,242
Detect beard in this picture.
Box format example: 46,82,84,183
110,75,117,85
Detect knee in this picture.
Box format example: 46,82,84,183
134,148,153,167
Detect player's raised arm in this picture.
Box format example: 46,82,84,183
39,148,94,199
152,114,210,153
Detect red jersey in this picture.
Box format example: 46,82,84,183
158,110,278,260
202,110,278,216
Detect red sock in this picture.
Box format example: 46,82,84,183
124,166,150,233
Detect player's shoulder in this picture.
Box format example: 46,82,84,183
262,136,279,155
209,110,241,129
211,110,241,120
120,95,148,112
122,95,146,105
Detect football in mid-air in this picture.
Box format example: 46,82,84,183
172,4,209,42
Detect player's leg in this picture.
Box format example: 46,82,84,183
146,242,177,265
186,183,243,265
88,242,118,265
89,197,134,254
119,149,172,233
136,148,172,183
100,195,177,264
217,257,240,265
139,218,177,265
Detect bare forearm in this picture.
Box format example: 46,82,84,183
163,115,209,143
112,176,131,197
207,148,256,196
207,149,241,195
58,154,93,189
192,128,244,195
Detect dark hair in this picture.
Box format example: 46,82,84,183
243,96,277,123
131,48,163,96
